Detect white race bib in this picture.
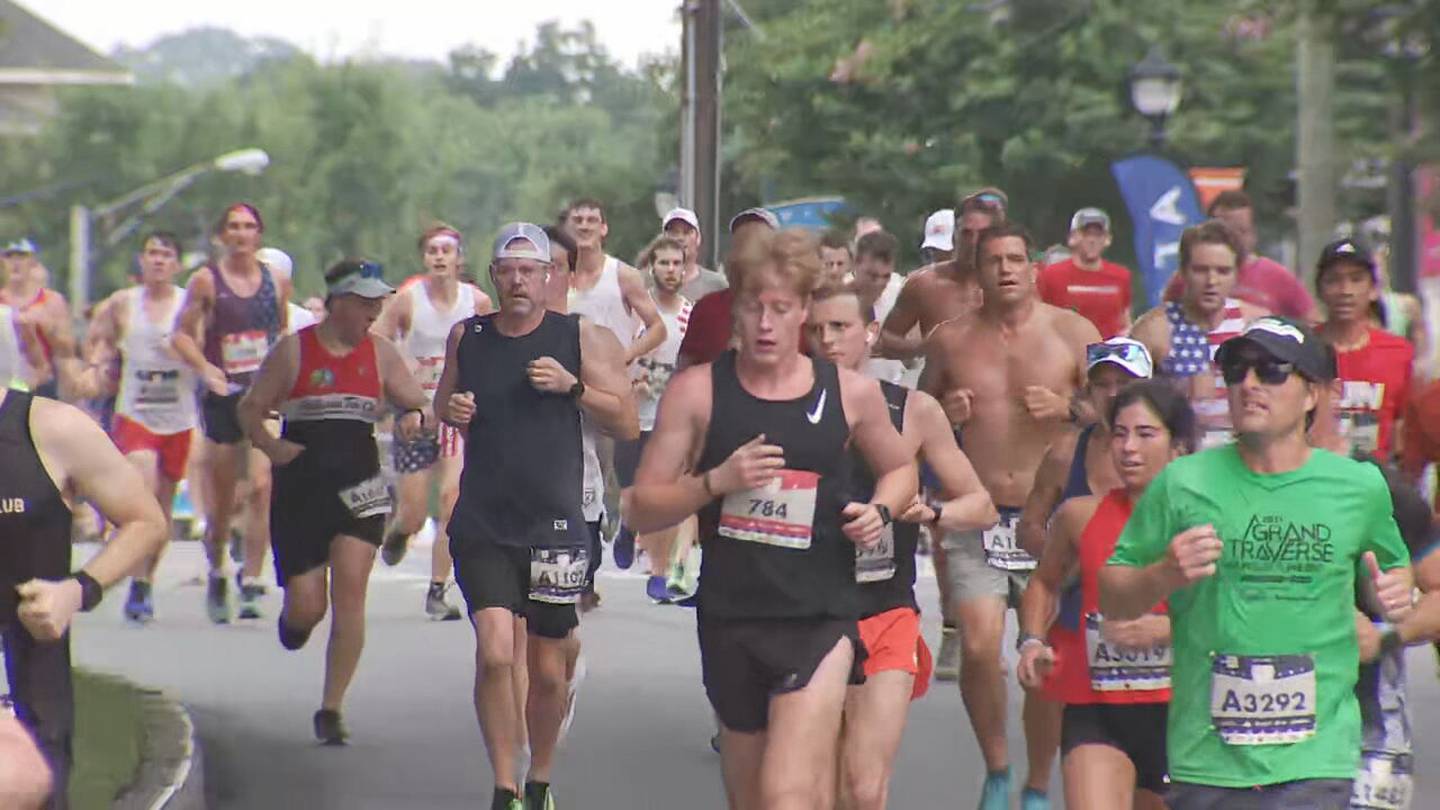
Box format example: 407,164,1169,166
133,369,183,409
220,330,270,376
1084,613,1172,692
337,476,391,519
1352,752,1412,810
982,512,1033,571
1210,653,1317,745
856,524,896,583
1339,411,1381,456
718,469,819,550
416,356,445,393
529,547,590,605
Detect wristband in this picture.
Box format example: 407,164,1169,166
1376,622,1404,656
872,503,893,527
73,570,103,613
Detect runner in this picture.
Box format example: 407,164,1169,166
922,221,1100,810
627,229,917,810
819,230,854,287
1017,380,1193,810
0,386,167,810
920,208,956,266
1309,238,1413,462
0,238,75,398
661,207,728,300
1102,316,1414,810
851,230,907,386
171,202,289,623
1131,220,1267,451
1037,208,1133,339
83,232,197,622
437,223,637,810
1161,191,1318,321
676,208,780,369
256,247,318,334
0,300,48,390
806,283,998,810
374,224,493,622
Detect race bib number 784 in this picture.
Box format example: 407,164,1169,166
718,469,819,550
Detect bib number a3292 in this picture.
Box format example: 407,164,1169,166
1210,653,1317,745
718,469,819,550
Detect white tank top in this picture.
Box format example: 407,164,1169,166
636,297,692,431
116,286,198,434
581,418,604,523
568,256,636,351
403,278,476,402
0,306,21,390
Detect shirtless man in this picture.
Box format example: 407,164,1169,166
1130,219,1267,451
922,221,1100,810
0,238,75,397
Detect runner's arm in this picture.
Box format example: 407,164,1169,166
618,263,666,364
910,390,997,532
276,276,291,332
1016,435,1075,557
171,269,216,372
1098,471,1189,619
371,287,409,340
628,366,712,532
434,322,466,429
1018,497,1087,640
877,275,924,360
1391,549,1440,645
374,335,429,413
578,319,640,440
15,319,49,389
843,369,918,518
236,335,300,458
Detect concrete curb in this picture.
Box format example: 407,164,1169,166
111,686,206,810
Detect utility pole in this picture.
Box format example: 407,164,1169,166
1295,0,1337,288
682,0,722,268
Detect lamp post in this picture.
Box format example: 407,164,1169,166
69,147,270,318
1128,47,1183,148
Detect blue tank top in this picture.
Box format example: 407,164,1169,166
1056,424,1096,630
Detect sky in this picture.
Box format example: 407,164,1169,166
24,0,683,67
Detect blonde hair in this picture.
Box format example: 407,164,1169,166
732,229,822,299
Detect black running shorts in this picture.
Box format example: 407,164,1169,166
201,392,245,445
1061,702,1170,794
270,465,387,584
697,616,864,733
452,540,586,640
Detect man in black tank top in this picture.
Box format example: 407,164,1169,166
808,284,999,810
0,389,167,809
627,230,917,810
436,223,637,810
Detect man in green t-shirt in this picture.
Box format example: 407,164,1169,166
1099,315,1415,810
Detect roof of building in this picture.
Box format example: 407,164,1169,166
0,0,131,85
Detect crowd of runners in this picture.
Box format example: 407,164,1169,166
1,182,1440,810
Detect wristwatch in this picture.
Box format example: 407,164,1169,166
1377,622,1405,656
73,570,103,613
1017,632,1047,652
873,503,893,527
568,379,586,399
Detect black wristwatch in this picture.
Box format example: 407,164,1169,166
1378,623,1405,656
568,379,586,399
73,571,103,613
873,503,893,527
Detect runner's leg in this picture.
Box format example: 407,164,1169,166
433,453,462,585
524,633,570,783
956,596,1010,770
322,534,376,711
1024,692,1063,795
1061,744,1136,810
718,729,765,810
390,469,430,539
838,671,913,810
473,606,522,791
201,439,242,571
122,449,163,579
241,445,272,582
761,637,853,810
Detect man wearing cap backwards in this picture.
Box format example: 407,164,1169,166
1102,315,1414,810
819,230,854,287
922,221,1100,810
1038,208,1134,339
676,207,781,369
373,224,493,622
662,206,728,301
173,203,291,623
238,258,427,744
1132,220,1269,451
1308,238,1413,463
1,238,76,398
920,208,956,265
437,223,636,810
852,230,908,387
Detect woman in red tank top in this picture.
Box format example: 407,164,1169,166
1016,381,1198,810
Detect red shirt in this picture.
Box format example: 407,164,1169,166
677,289,734,367
1038,259,1132,338
1163,255,1315,319
1331,327,1413,459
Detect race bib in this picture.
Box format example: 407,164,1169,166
529,547,589,605
1352,752,1413,810
855,525,896,583
718,469,819,550
220,330,270,377
982,512,1033,571
1210,653,1317,745
133,369,182,409
1084,614,1171,692
337,476,391,519
1200,430,1233,451
416,356,445,393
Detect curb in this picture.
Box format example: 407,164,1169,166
111,687,206,810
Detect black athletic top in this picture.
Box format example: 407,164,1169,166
0,392,72,628
695,350,856,621
1055,424,1096,631
447,311,589,550
852,381,919,617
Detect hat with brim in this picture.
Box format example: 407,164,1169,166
1086,336,1153,379
728,207,779,233
2,238,37,256
326,261,394,299
1214,316,1334,381
492,222,551,262
1315,237,1377,282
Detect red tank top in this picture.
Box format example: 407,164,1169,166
281,326,382,424
1044,489,1171,705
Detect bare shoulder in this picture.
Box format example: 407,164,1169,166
928,312,977,346
1045,303,1102,344
1238,300,1270,322
1129,306,1167,340
29,396,105,454
1054,493,1102,535
837,366,883,400
905,387,946,426
183,266,216,296
660,364,712,415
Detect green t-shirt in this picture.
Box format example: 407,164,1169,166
1108,445,1409,788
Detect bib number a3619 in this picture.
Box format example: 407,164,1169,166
1209,653,1317,745
1084,613,1171,692
718,469,819,550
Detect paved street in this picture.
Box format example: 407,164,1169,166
67,538,1440,809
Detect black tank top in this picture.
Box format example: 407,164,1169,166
1060,424,1096,504
695,351,856,621
447,311,589,550
852,381,919,617
0,392,72,628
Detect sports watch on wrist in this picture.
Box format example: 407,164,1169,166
568,379,586,399
872,503,893,527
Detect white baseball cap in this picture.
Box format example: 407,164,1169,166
1086,337,1153,379
1070,207,1111,233
256,247,294,279
662,207,700,231
921,209,955,252
491,222,551,262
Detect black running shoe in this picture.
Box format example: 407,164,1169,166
313,709,347,745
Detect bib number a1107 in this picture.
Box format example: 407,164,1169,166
338,476,391,519
718,469,819,550
1209,653,1317,745
981,512,1033,571
855,525,896,583
530,547,589,605
1084,614,1171,692
1351,752,1412,810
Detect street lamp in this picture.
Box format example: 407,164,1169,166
69,147,270,318
1128,47,1183,148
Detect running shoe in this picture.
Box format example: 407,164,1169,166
978,770,1010,810
935,625,960,681
491,789,524,810
206,574,231,624
123,580,153,623
380,529,410,567
645,575,671,604
238,580,264,620
313,708,348,745
559,653,587,742
1020,787,1050,810
524,781,557,810
613,526,635,570
426,581,462,621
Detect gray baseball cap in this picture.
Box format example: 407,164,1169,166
491,222,551,262
1070,207,1111,232
325,260,394,299
727,207,779,233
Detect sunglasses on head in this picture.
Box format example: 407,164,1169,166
1220,354,1297,386
1087,341,1147,368
968,192,1005,210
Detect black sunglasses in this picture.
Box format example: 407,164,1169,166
1220,355,1297,386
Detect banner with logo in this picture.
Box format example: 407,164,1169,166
1112,156,1205,307
1189,167,1247,213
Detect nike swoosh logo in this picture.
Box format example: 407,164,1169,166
806,388,827,425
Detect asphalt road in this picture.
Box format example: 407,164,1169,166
66,538,1440,809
